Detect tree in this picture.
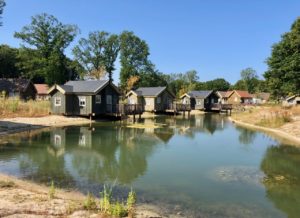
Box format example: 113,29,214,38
0,0,5,26
0,44,20,78
202,78,231,91
240,67,258,93
73,31,120,81
119,31,150,88
264,17,300,98
232,79,247,90
14,13,79,84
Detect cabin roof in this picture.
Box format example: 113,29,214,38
253,92,271,101
133,87,167,97
34,84,49,95
216,91,229,98
0,78,33,93
286,94,300,101
226,90,252,98
184,90,214,99
48,80,120,95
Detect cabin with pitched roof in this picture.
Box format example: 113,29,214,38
252,92,271,104
126,87,175,112
216,91,230,104
0,78,37,100
180,90,219,110
48,80,120,116
34,84,50,100
283,94,300,106
226,90,253,104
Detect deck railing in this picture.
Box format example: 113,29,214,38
210,103,233,110
165,103,191,111
116,104,144,115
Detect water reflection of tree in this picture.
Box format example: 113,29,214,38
261,145,300,218
236,126,257,145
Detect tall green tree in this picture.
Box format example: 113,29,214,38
0,44,20,78
264,17,300,98
240,67,258,93
0,0,5,26
14,13,79,84
73,31,120,81
202,78,231,91
119,31,150,88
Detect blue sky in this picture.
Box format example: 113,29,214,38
1,0,299,84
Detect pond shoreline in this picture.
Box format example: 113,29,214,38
229,117,300,146
0,173,176,218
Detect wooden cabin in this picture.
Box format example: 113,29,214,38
282,94,300,106
34,84,50,100
126,87,175,112
48,80,120,116
252,92,270,104
216,91,229,104
180,90,219,110
0,78,37,100
226,90,253,104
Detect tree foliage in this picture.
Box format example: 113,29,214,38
119,31,150,88
240,67,258,93
0,0,5,26
264,17,300,98
73,31,120,81
198,78,231,91
14,13,79,85
0,44,20,78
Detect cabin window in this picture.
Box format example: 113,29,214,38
96,95,101,104
234,97,238,102
157,97,161,104
197,100,202,105
79,96,86,107
145,98,151,106
54,97,61,106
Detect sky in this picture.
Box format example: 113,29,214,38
1,0,300,84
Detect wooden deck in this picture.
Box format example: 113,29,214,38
116,104,144,116
210,103,233,114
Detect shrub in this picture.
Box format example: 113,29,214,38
83,192,97,210
49,180,56,199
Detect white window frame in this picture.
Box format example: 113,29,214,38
79,96,86,107
157,97,161,104
54,97,61,106
95,95,101,104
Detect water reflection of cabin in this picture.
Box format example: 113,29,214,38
48,80,120,117
126,87,175,112
180,91,219,110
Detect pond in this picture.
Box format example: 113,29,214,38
0,114,300,218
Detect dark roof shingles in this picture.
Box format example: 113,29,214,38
64,80,108,93
134,87,166,97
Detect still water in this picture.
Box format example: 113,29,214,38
0,114,299,217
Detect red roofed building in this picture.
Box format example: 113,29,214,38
34,84,50,100
226,90,253,104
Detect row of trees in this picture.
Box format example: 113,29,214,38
0,1,299,98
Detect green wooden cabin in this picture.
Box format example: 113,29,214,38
48,80,120,116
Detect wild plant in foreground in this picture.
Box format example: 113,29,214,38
49,180,56,199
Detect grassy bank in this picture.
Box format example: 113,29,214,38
0,99,50,118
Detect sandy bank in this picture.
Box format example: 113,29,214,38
0,115,93,136
229,117,300,146
0,173,175,218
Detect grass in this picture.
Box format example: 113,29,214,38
48,181,56,199
82,185,137,217
0,98,50,118
0,180,16,188
233,105,298,128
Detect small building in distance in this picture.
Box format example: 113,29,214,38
226,90,253,104
216,91,229,104
180,90,219,110
252,92,271,104
48,80,120,116
34,84,50,101
282,94,300,106
0,78,37,100
126,87,175,112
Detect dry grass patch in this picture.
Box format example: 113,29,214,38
0,98,50,118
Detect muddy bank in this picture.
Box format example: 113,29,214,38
0,173,176,218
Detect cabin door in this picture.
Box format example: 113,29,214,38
106,95,112,113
